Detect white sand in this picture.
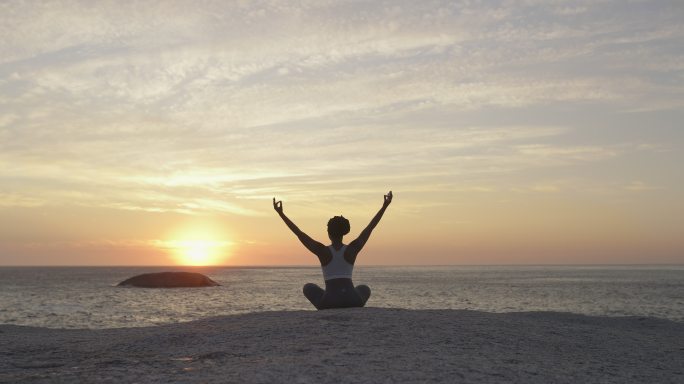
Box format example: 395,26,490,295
1,308,683,383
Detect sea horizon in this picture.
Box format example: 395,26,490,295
2,263,683,268
2,265,682,329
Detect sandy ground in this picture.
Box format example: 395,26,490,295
1,308,683,383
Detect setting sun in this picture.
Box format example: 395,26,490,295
163,239,232,266
155,220,234,266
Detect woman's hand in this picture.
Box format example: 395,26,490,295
383,191,393,207
273,197,283,214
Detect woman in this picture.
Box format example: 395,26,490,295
273,191,393,309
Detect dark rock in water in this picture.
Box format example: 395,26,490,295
117,272,220,288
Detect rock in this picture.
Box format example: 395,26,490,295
117,272,220,288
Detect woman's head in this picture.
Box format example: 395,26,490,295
327,215,350,239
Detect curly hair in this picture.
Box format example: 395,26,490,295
327,215,350,238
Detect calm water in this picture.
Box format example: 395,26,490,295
0,266,682,329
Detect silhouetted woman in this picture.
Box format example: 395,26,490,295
273,191,393,309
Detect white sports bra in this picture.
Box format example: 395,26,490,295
321,245,353,281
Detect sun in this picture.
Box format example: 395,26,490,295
179,240,215,266
165,239,231,266
158,221,233,266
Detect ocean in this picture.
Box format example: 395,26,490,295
0,266,682,329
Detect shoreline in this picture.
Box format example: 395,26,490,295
2,308,683,383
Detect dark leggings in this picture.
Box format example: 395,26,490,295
303,278,371,310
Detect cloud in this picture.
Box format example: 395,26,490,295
514,144,619,163
0,0,682,216
623,181,661,192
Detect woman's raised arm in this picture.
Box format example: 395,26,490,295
273,198,326,256
348,191,392,256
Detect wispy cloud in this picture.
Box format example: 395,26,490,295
1,0,682,217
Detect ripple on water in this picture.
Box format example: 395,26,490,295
0,266,682,328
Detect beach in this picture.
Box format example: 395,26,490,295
1,308,682,383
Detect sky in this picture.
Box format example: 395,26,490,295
1,0,683,266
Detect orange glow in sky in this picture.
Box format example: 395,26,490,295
154,222,233,266
0,2,683,266
164,239,231,266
